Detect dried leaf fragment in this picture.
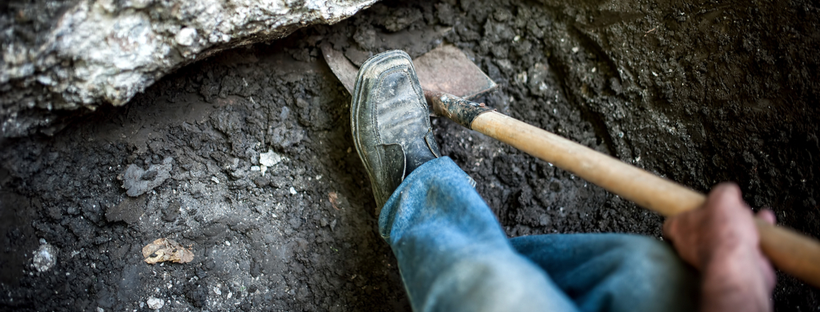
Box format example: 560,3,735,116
142,238,194,264
329,192,340,210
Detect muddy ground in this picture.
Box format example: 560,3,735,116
1,0,819,310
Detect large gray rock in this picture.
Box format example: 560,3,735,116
0,0,376,137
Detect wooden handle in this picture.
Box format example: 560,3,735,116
471,111,820,288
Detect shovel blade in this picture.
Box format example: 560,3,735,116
414,44,496,100
321,43,496,100
321,43,358,94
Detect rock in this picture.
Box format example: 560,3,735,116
146,297,164,310
229,168,247,180
528,63,551,97
175,28,197,47
122,157,174,197
493,59,514,75
32,243,58,272
259,150,282,168
0,0,378,137
252,176,270,188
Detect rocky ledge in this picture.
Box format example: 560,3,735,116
0,0,376,137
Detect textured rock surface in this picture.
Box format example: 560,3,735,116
121,156,173,197
0,0,377,137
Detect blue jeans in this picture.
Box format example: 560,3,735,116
379,157,699,312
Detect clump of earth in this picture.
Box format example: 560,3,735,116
2,0,819,311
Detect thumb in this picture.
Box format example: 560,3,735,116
756,209,776,225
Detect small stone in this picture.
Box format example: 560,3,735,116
121,157,174,197
259,150,282,168
515,71,528,84
289,187,297,195
493,59,514,75
33,243,58,272
229,169,247,180
252,176,269,188
176,27,197,46
146,297,164,310
527,63,551,97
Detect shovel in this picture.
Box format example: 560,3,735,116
321,43,820,288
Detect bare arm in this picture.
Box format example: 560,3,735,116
663,183,776,312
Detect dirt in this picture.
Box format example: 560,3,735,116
1,0,819,311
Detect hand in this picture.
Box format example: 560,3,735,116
663,182,775,312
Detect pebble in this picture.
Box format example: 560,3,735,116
259,150,282,167
175,27,197,46
33,243,57,272
121,157,174,197
146,297,164,310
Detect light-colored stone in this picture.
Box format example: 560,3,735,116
0,0,378,137
146,297,164,310
260,150,283,168
32,243,58,272
175,28,197,47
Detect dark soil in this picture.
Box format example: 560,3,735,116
2,0,819,311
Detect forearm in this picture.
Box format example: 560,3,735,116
700,247,772,312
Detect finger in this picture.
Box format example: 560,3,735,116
708,182,744,209
756,209,776,225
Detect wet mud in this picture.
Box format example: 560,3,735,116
2,0,819,310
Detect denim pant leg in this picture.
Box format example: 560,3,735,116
379,157,578,312
510,234,700,312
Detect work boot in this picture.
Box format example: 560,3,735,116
351,50,441,209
